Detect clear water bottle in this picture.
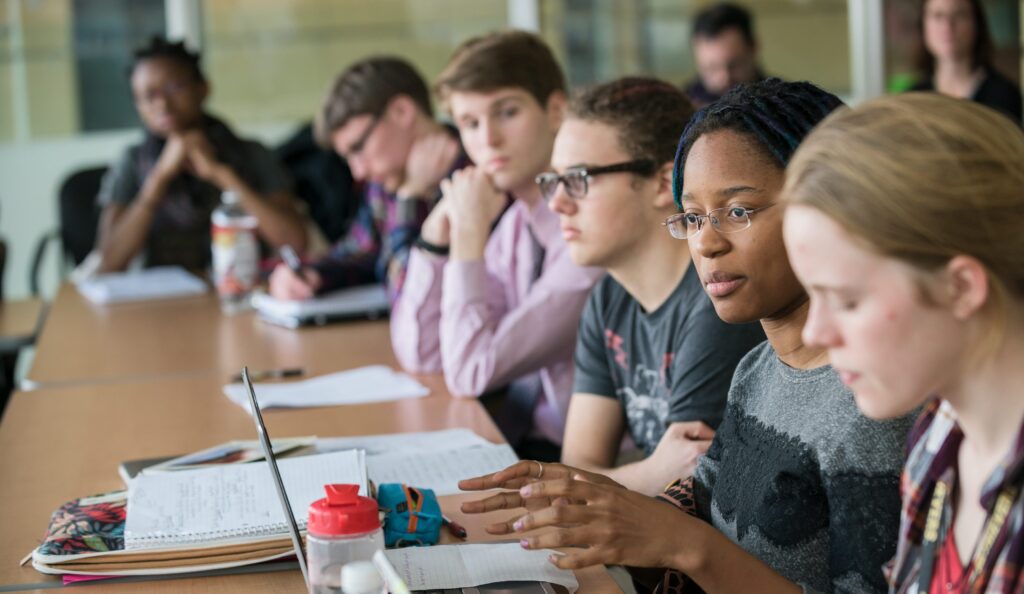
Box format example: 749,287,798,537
211,190,259,313
307,484,384,594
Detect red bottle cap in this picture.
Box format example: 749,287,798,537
307,484,380,536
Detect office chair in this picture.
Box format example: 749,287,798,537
30,165,107,296
275,123,361,245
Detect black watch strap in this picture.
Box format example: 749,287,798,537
415,235,450,256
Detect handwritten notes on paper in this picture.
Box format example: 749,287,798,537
124,450,366,550
367,443,519,495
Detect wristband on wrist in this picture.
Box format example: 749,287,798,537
415,235,450,256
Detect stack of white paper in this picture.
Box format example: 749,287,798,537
384,543,579,593
77,266,207,304
223,365,430,412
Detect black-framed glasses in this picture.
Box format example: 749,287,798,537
662,204,776,239
343,114,381,158
535,159,656,201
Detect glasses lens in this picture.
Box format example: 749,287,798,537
564,172,587,199
536,174,558,200
716,207,751,234
664,214,687,239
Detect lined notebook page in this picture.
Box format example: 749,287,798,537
125,450,365,550
367,443,519,495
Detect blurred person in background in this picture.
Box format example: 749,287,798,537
910,0,1022,122
97,37,307,273
683,3,767,109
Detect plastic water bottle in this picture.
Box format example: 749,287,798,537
307,484,384,594
211,190,259,313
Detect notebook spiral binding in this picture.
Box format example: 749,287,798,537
124,520,307,549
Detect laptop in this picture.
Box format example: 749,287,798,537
243,367,311,592
251,285,390,328
242,368,565,594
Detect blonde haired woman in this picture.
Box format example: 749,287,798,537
783,93,1024,593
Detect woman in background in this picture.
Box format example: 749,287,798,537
911,0,1022,122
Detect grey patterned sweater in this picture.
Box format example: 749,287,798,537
692,342,915,593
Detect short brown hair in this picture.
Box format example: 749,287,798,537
435,30,566,109
569,77,694,168
314,56,432,148
784,93,1024,352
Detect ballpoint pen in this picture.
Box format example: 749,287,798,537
231,367,305,383
279,245,304,275
442,514,467,539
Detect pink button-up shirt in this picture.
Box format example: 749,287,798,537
390,198,604,444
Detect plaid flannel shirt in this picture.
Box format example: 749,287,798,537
887,399,1024,594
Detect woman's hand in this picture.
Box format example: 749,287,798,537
458,460,621,534
511,475,700,571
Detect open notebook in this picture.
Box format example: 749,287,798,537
32,449,366,576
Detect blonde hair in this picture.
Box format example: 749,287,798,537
783,93,1024,351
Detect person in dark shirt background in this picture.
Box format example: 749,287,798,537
910,0,1022,123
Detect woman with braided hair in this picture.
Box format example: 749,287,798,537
459,79,916,594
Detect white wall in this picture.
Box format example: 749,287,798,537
0,121,297,300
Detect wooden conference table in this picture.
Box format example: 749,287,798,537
25,284,392,389
1,284,620,593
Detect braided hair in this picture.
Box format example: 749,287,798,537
672,78,843,207
130,36,205,83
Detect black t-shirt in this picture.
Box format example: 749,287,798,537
573,264,765,454
911,67,1023,123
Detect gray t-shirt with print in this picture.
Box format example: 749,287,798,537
573,265,765,454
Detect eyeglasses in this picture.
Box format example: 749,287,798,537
535,159,656,201
343,114,381,158
662,204,776,239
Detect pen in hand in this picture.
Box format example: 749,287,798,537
279,245,304,276
231,367,305,383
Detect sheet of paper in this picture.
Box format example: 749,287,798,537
384,543,578,593
316,428,492,456
124,450,366,550
367,442,519,495
223,365,430,411
77,266,207,304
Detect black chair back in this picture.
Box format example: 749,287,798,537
29,165,106,295
59,166,106,265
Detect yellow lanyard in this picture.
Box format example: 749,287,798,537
917,480,1019,592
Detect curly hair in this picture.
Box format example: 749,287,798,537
672,78,843,207
569,76,694,168
130,36,205,83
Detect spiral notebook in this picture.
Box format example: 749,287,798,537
124,449,367,550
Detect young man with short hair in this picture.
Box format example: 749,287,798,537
269,56,464,301
391,31,603,461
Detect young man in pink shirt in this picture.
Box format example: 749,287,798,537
390,31,603,461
